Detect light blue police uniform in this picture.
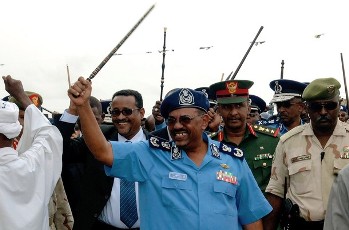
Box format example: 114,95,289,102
104,134,272,230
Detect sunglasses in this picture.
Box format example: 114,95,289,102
307,102,338,112
166,114,203,126
111,108,140,116
275,101,298,109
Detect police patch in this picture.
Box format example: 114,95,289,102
210,144,220,159
171,146,182,160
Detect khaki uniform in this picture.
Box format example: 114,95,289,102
266,121,349,221
49,177,74,230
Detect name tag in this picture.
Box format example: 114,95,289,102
169,172,187,181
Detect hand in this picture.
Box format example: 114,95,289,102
2,75,32,109
152,100,164,125
207,107,221,132
67,77,91,107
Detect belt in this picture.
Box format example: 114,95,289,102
93,220,140,230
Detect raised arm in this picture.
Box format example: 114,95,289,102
67,77,113,166
2,75,32,109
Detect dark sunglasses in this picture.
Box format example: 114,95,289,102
111,108,140,116
275,101,298,109
307,102,338,112
166,114,203,126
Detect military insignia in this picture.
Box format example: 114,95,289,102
274,80,282,94
234,148,243,158
161,141,171,150
254,153,273,161
260,146,264,150
343,146,349,153
171,146,182,160
216,170,238,184
220,163,229,169
227,82,238,94
220,143,244,160
291,155,311,163
149,137,160,147
340,152,349,159
200,89,209,98
252,124,279,137
179,88,194,106
222,144,231,152
210,144,220,159
327,85,335,94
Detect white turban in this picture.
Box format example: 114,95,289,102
0,100,22,139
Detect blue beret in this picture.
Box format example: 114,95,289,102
160,88,210,119
195,87,217,106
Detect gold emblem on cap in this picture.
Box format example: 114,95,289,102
227,82,237,94
220,163,229,169
327,85,335,94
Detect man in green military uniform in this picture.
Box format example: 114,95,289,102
209,80,279,192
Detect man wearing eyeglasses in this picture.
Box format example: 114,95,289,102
67,77,272,230
56,90,145,230
266,79,308,135
264,78,349,230
208,80,279,193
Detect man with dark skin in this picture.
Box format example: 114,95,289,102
266,79,307,135
264,77,349,230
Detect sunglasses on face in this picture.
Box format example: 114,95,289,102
111,108,140,116
275,101,298,109
166,114,203,126
307,102,338,112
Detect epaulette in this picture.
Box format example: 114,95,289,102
280,125,306,142
219,142,244,160
149,135,171,152
252,124,279,137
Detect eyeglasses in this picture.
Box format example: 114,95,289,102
166,114,203,126
275,101,298,109
111,108,140,116
307,102,338,112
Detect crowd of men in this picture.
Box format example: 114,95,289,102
2,74,349,230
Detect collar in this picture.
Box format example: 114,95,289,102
118,127,146,142
0,147,18,165
302,121,347,136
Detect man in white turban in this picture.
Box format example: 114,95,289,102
0,75,63,230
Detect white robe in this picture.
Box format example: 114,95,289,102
0,105,62,230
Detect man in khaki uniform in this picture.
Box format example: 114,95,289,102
264,78,349,230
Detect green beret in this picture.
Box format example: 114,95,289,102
302,78,341,101
209,80,254,104
8,91,43,110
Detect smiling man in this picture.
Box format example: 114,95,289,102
68,77,272,230
264,77,349,230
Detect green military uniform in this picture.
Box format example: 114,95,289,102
211,123,279,192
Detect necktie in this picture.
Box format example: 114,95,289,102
120,179,138,228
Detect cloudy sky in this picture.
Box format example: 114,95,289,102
1,0,348,116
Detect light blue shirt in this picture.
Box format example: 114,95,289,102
104,135,272,230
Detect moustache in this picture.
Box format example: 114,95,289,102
113,119,128,123
316,115,330,122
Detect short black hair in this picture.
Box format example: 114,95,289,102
89,96,103,114
112,89,143,108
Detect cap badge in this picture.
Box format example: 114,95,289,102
227,82,238,94
179,88,194,105
274,81,282,94
327,85,335,94
201,89,209,98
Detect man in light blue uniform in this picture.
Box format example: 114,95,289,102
68,77,272,230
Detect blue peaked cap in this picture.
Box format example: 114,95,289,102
160,88,210,119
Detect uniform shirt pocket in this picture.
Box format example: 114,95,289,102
212,180,237,216
161,177,193,211
288,159,313,195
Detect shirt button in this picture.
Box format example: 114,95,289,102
262,162,267,167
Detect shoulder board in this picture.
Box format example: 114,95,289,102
219,142,244,160
149,135,171,152
252,124,279,137
280,125,306,142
